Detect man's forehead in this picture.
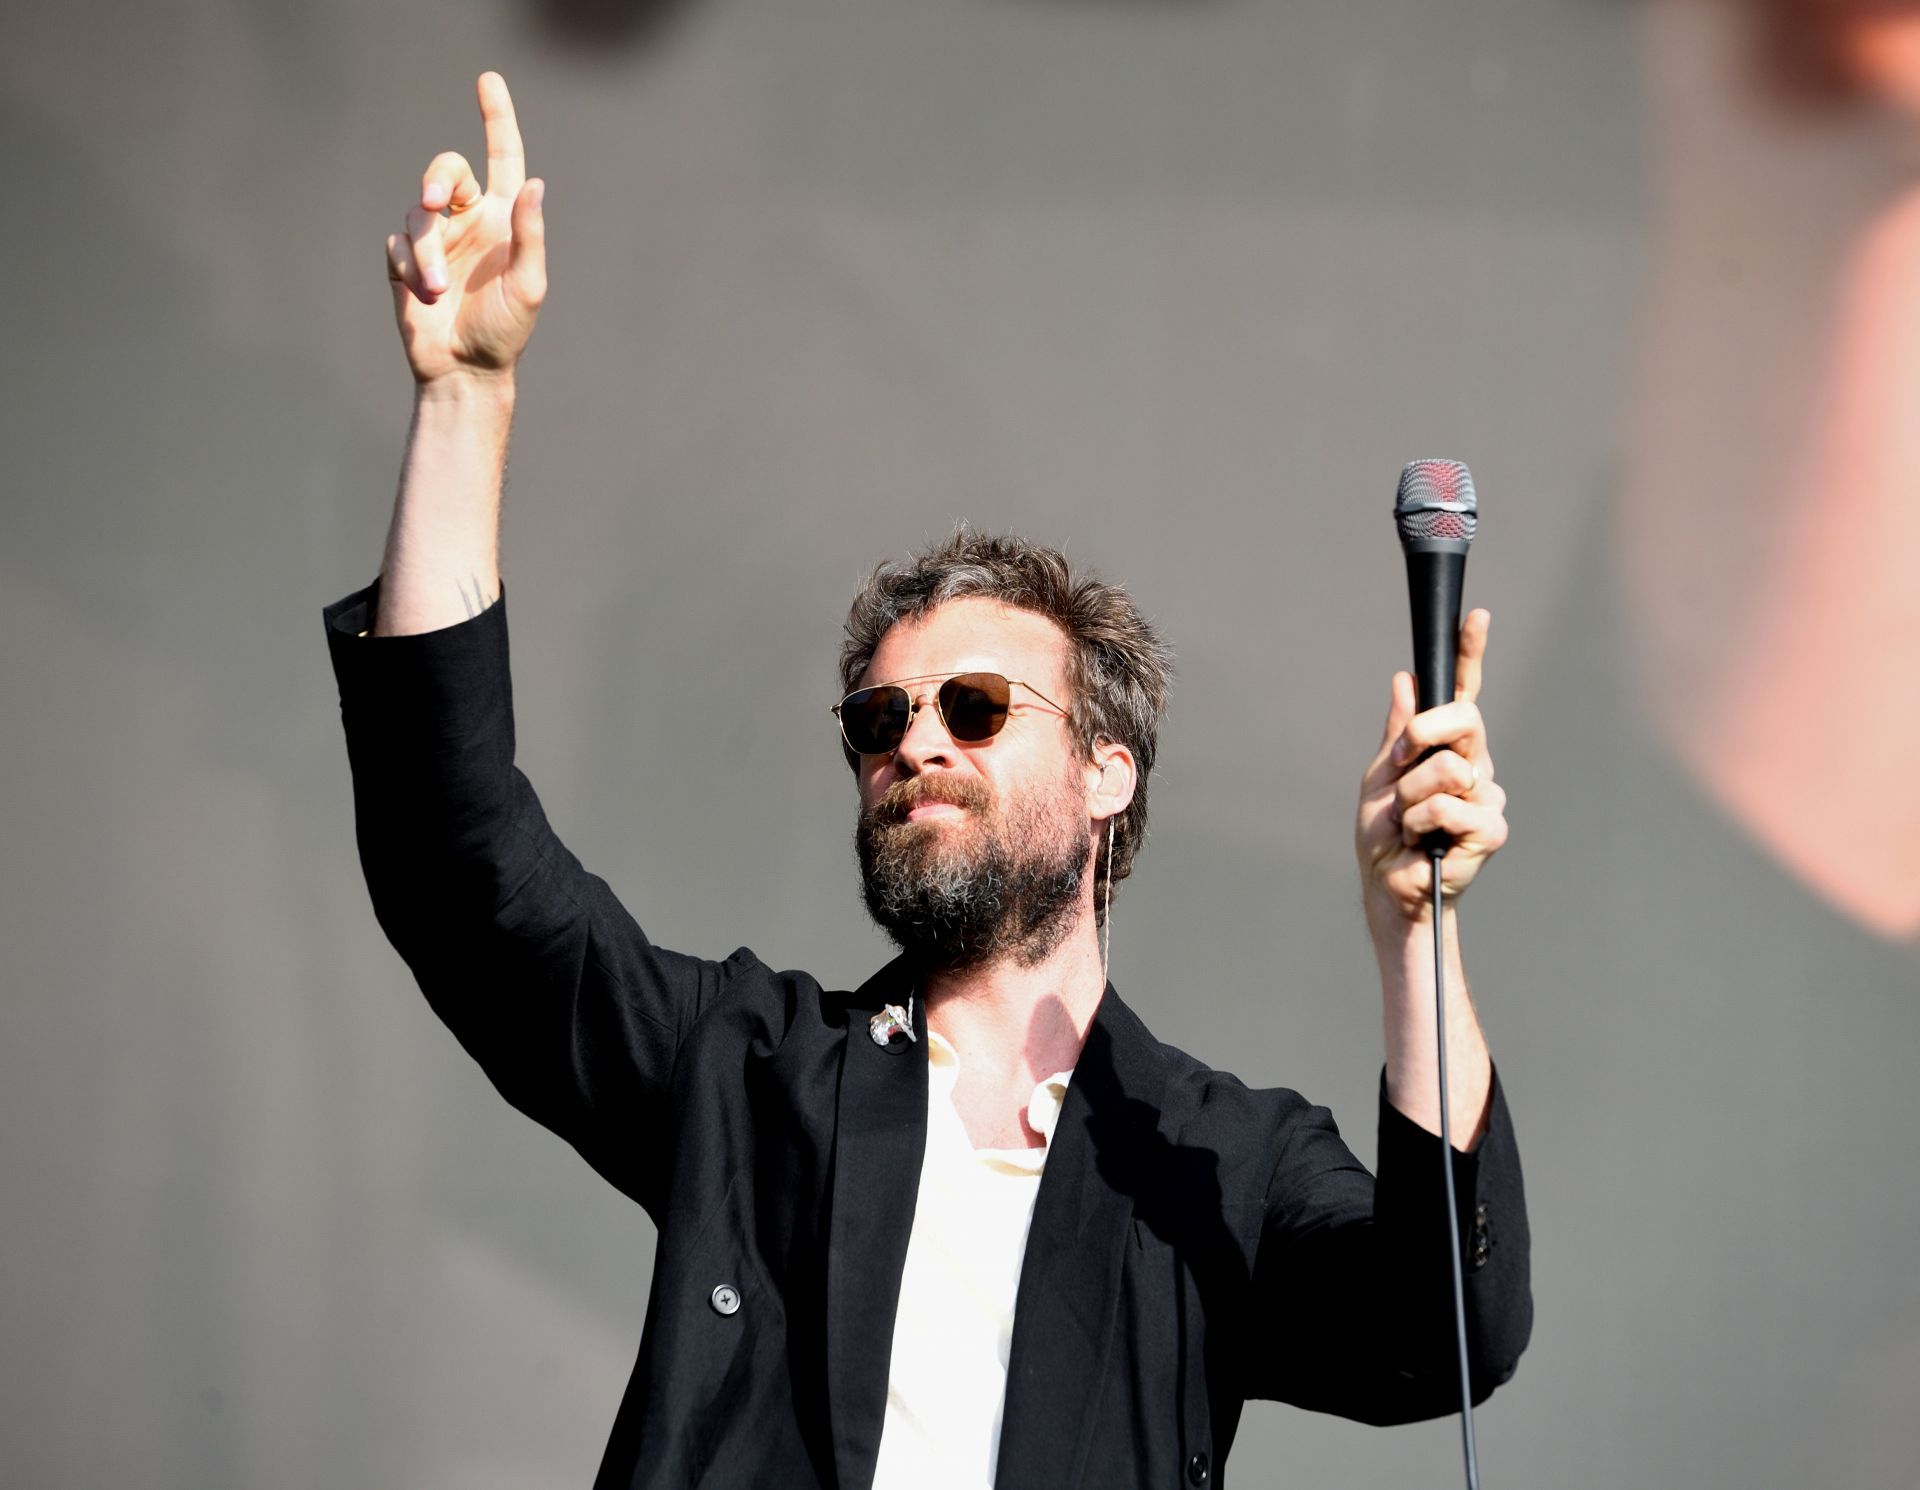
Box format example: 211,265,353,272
862,597,1069,686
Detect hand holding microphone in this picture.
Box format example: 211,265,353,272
1355,460,1509,927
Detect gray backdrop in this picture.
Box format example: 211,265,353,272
4,0,1917,1486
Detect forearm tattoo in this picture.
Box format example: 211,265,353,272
456,573,497,619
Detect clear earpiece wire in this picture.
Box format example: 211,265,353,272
1101,817,1115,985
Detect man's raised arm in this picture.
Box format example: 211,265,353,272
374,70,545,637
323,76,761,1217
1244,613,1530,1421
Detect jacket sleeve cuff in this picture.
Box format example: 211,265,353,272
1374,1064,1532,1391
321,577,512,752
1375,1065,1523,1276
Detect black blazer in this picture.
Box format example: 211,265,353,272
324,582,1532,1490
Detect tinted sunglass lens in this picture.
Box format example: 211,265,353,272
939,674,1011,742
841,686,911,754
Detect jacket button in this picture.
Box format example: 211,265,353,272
1186,1451,1209,1485
1469,1203,1492,1270
710,1283,741,1316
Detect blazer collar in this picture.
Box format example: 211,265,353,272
824,954,928,1490
995,987,1172,1489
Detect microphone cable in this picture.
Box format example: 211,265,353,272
1431,847,1480,1490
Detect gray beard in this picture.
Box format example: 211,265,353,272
856,784,1090,973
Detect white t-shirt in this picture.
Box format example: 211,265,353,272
870,1031,1074,1490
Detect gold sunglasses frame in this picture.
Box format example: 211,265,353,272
831,671,1069,756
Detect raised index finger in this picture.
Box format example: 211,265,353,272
476,71,526,201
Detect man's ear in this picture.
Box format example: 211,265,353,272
1087,740,1137,821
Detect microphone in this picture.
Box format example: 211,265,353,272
1394,459,1479,853
1393,456,1484,1490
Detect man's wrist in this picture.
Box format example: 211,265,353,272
414,370,518,411
1363,885,1445,946
1368,896,1459,989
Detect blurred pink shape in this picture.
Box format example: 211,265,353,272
1626,0,1920,940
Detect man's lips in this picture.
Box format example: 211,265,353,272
906,802,967,823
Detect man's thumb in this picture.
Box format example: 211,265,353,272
507,178,547,307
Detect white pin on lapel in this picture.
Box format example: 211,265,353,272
868,998,916,1047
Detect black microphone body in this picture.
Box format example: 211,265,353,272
1405,539,1468,716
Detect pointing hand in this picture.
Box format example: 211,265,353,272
384,72,548,388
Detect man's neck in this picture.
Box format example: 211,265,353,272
920,915,1107,1148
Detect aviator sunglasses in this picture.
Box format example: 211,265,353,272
832,672,1069,756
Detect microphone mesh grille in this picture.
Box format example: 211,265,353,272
1395,459,1478,543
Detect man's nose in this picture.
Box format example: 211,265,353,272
892,691,956,771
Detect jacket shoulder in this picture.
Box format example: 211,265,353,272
1091,992,1329,1206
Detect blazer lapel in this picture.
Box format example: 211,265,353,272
825,956,929,1490
995,988,1169,1490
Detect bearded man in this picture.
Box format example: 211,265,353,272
327,71,1531,1490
